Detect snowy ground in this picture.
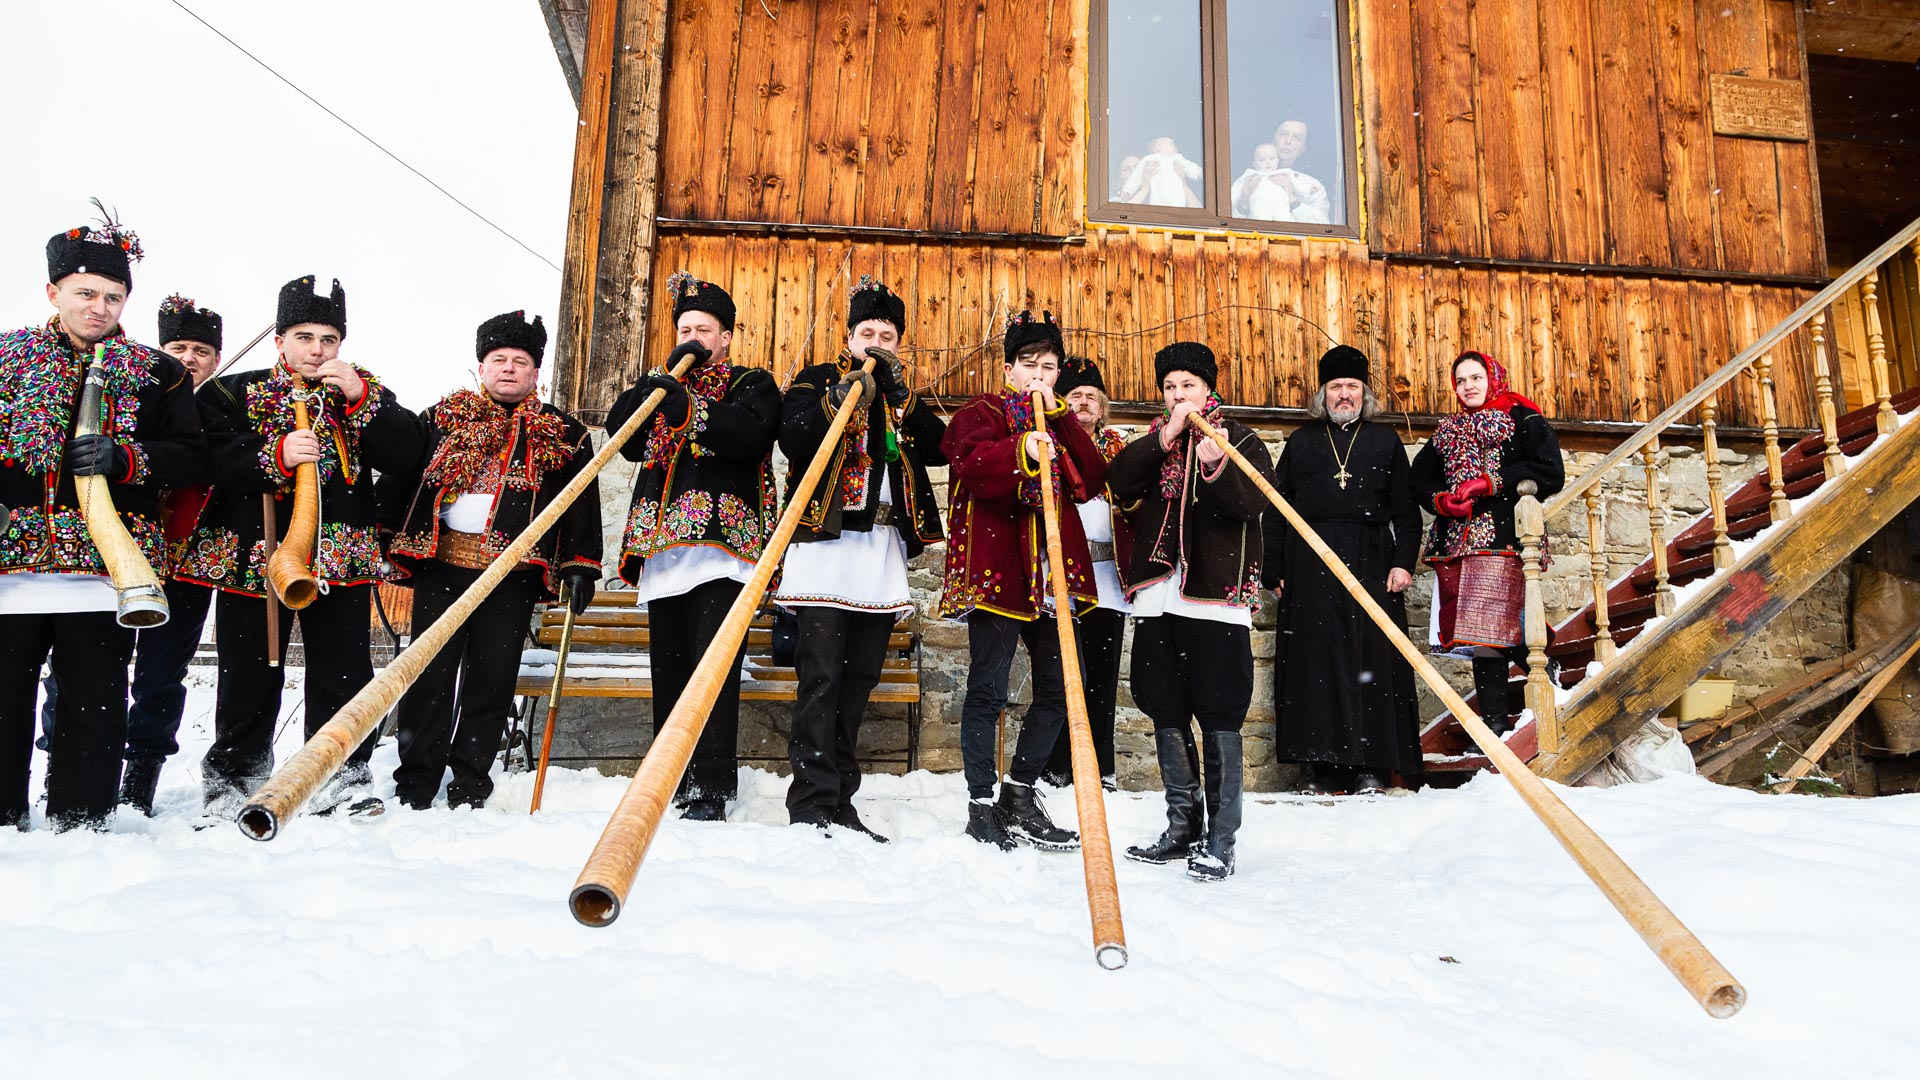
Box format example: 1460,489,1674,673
4,670,1916,1077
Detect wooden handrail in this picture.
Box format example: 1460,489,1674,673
1544,215,1920,521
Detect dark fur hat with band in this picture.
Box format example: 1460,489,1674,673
1317,344,1369,386
847,274,907,334
46,200,144,289
476,310,548,365
157,294,222,351
1054,354,1106,398
1154,341,1218,389
1003,309,1064,365
667,270,735,331
276,275,347,338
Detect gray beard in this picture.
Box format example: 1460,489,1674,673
1329,405,1361,425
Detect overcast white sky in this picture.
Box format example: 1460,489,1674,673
1,0,576,408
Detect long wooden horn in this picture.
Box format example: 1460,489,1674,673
235,352,705,841
74,345,168,628
530,581,583,813
1030,390,1128,970
567,357,878,927
1188,414,1745,1019
264,376,322,610
209,323,276,381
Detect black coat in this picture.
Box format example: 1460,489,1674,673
0,322,203,580
376,392,603,598
607,358,780,585
1108,417,1271,609
1410,404,1564,559
174,364,419,597
778,358,946,557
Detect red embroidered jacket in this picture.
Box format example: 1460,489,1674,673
937,391,1108,621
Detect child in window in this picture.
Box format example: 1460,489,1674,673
1231,143,1294,221
1118,137,1203,208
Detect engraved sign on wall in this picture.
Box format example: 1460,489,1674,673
1710,74,1810,141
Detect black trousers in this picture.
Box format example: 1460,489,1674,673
648,577,747,802
785,605,895,820
392,563,544,806
203,585,377,795
1044,606,1125,780
126,579,213,759
960,611,1069,800
0,612,134,829
1130,615,1253,735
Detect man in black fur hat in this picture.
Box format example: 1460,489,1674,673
178,275,419,817
772,276,945,840
1264,344,1422,794
377,311,602,810
0,214,205,830
606,272,780,821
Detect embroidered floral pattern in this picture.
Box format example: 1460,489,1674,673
0,321,153,475
830,351,876,511
422,390,571,493
176,521,382,594
641,358,728,468
123,443,151,487
244,364,384,487
0,505,166,577
716,492,760,552
1147,392,1226,499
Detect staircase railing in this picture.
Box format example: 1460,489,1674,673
1519,218,1920,756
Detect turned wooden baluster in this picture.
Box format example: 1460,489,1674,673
1643,437,1674,617
1865,269,1893,435
1811,311,1843,479
1584,487,1616,663
1700,394,1734,570
1757,351,1791,521
1517,481,1558,753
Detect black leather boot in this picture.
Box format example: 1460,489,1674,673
1126,728,1205,864
995,780,1079,851
964,799,1015,850
1473,656,1515,736
118,757,163,817
1188,730,1243,882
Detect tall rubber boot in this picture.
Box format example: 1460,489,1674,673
1189,730,1242,882
1125,727,1205,864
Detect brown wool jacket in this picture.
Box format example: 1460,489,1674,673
1108,416,1271,610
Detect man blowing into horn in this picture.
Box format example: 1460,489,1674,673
772,276,946,841
0,213,204,830
177,276,419,817
378,311,602,811
606,272,780,822
938,310,1106,852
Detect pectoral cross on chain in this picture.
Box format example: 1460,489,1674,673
1334,465,1352,490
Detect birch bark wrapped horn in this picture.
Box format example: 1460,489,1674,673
264,375,322,610
74,345,168,628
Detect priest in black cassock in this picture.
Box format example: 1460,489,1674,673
1263,345,1423,793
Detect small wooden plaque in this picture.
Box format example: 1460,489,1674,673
1710,74,1810,141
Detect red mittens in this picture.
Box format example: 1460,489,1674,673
1456,473,1495,500
1435,491,1474,518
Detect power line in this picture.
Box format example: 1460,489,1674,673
165,0,563,273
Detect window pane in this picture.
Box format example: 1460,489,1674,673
1225,0,1346,225
1105,1,1206,209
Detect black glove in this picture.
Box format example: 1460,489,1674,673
641,371,691,427
867,348,911,408
66,434,130,479
827,370,876,411
560,568,597,615
665,339,711,369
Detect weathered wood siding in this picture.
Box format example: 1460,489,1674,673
561,0,1835,427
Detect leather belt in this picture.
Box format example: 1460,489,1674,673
436,528,502,571
1088,540,1115,563
871,502,894,526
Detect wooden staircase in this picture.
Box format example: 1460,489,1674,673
1421,220,1920,784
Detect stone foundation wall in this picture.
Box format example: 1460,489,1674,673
547,426,1851,790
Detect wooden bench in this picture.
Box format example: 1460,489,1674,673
511,590,922,772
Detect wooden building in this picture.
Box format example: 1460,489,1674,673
537,0,1918,435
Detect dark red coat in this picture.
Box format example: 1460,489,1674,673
937,391,1108,621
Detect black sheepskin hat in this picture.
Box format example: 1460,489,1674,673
1054,355,1106,398
1154,341,1218,389
157,294,223,350
1003,310,1064,365
667,270,735,331
47,200,143,289
276,275,347,338
846,274,907,335
1318,344,1369,386
476,310,548,365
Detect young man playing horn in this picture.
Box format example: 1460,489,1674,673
773,277,946,840
0,215,203,830
938,311,1107,851
607,272,780,822
1110,342,1271,882
179,276,419,817
379,311,602,811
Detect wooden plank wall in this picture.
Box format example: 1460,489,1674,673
1359,0,1824,275
600,228,1822,431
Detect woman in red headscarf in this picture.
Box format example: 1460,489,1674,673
1411,351,1564,735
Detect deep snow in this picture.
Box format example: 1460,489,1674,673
4,669,1915,1077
